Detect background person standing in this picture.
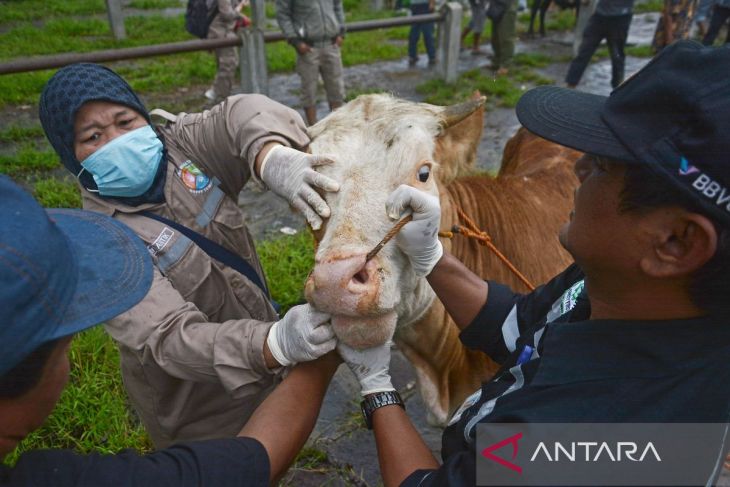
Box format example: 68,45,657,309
487,0,518,75
702,0,730,44
408,0,437,66
205,0,249,102
460,0,488,55
276,0,347,126
652,0,698,52
565,0,635,89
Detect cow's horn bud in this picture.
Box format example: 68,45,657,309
439,96,486,129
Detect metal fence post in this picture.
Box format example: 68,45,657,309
105,0,127,40
438,2,462,83
239,0,269,95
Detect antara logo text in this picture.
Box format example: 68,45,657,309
482,433,661,473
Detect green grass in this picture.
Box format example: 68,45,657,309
0,145,59,177
5,327,153,465
626,44,654,58
0,0,106,23
634,0,664,13
0,0,182,23
33,178,82,208
0,124,46,142
257,231,315,313
127,0,183,9
416,54,555,108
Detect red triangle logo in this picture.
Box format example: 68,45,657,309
481,432,523,474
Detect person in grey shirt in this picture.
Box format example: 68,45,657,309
276,0,346,126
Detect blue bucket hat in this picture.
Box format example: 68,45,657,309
516,41,730,226
39,63,151,180
0,175,153,376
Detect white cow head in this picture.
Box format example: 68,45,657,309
304,94,485,349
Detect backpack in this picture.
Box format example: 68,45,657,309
185,0,219,38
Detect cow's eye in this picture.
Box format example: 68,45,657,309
418,165,430,183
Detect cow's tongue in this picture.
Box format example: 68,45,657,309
332,312,397,350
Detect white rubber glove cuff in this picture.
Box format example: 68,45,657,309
413,239,444,277
266,320,291,367
258,144,283,188
361,370,396,396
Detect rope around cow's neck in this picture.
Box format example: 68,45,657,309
365,207,536,292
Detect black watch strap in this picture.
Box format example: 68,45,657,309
360,390,405,429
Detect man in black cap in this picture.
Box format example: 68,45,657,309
336,40,730,486
0,175,339,486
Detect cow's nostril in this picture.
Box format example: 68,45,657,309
352,268,369,285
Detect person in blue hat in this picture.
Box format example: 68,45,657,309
0,175,340,485
336,40,730,486
38,63,339,448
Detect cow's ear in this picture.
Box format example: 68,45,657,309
433,94,485,185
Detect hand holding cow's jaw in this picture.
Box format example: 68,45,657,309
265,303,337,367
259,143,341,230
385,185,444,277
337,340,394,396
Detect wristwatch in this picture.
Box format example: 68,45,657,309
360,390,405,429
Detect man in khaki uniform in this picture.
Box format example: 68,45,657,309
205,0,247,102
276,0,346,126
39,63,339,448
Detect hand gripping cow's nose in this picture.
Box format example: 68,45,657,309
385,185,444,277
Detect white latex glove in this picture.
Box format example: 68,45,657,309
260,145,340,230
337,341,394,396
266,304,336,367
385,184,443,277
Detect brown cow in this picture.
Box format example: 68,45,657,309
304,94,581,424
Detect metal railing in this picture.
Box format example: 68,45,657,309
0,13,442,75
0,4,463,88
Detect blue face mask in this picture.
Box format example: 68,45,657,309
78,125,163,198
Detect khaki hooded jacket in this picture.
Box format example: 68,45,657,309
81,94,309,448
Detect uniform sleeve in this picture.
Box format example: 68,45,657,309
275,0,299,42
216,0,240,22
459,264,583,363
103,268,277,397
163,94,309,198
399,451,476,487
334,0,345,33
5,437,269,487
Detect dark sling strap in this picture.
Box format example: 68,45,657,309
141,211,280,313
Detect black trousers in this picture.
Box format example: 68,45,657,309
565,13,633,89
702,4,730,45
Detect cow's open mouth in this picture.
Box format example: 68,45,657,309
331,311,397,350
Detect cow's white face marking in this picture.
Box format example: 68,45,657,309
304,95,445,348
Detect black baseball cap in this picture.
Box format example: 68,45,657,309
516,41,730,226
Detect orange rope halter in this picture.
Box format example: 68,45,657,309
440,207,535,291
366,208,535,291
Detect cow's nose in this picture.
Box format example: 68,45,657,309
306,254,381,314
311,254,377,291
346,256,378,292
